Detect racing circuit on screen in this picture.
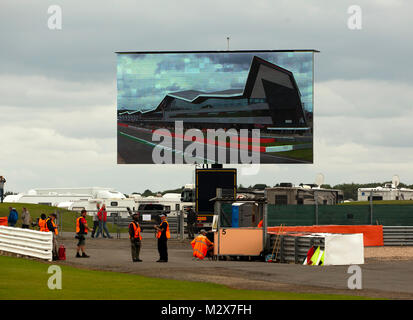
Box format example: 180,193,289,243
117,50,315,164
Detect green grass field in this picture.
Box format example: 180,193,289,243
0,256,373,300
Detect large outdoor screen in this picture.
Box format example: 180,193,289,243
117,50,315,164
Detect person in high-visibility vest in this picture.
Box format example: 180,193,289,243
129,213,142,262
191,229,214,260
75,209,90,258
45,213,59,260
96,204,112,238
154,214,170,262
38,214,47,232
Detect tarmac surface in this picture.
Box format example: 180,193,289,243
117,126,309,164
57,232,413,299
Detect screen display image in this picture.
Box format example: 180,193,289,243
117,50,315,164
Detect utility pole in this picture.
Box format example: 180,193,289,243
227,36,230,51
370,190,373,225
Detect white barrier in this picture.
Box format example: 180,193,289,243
324,233,364,266
0,226,53,261
303,233,364,265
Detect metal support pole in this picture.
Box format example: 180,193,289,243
57,209,61,237
370,190,373,225
179,210,184,240
215,188,222,260
117,214,120,239
315,192,319,225
263,190,268,252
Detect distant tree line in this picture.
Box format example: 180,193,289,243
132,187,185,197
130,182,413,201
239,182,413,201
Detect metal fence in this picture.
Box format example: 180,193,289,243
222,203,413,227
111,210,188,239
267,204,413,227
268,233,324,263
54,209,128,236
51,208,190,239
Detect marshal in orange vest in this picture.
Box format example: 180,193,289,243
129,221,142,240
76,216,88,234
191,235,213,260
38,219,47,232
156,220,170,239
45,217,58,235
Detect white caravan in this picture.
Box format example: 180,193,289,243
132,192,194,215
4,187,136,218
357,175,413,201
358,184,413,201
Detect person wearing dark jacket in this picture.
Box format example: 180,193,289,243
186,207,197,239
129,213,142,262
45,213,59,260
0,176,6,203
8,207,18,227
91,203,100,238
154,214,170,262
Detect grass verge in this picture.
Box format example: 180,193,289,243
0,255,375,300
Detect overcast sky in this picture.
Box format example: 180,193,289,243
1,0,413,195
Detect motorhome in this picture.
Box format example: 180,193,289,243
129,190,195,230
358,183,413,201
4,187,136,218
132,191,194,214
265,184,344,205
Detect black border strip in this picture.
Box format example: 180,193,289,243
115,49,320,54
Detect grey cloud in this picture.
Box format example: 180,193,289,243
2,0,413,193
1,0,412,85
315,79,413,119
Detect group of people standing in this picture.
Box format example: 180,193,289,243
7,207,32,228
4,201,213,263
128,212,170,262
91,203,112,239
39,210,90,260
5,206,89,261
36,212,60,260
128,207,213,263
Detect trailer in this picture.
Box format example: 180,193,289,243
195,166,237,230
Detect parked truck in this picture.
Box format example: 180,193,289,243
194,166,237,230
